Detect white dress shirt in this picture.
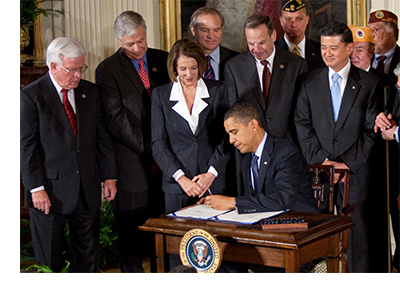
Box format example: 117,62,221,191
255,46,276,91
169,78,218,181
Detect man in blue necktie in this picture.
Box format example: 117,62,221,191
203,102,318,214
295,22,383,272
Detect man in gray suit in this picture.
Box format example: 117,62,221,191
225,14,308,140
295,22,382,272
190,7,238,81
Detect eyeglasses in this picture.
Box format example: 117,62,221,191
60,63,88,75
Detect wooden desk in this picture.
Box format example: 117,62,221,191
139,211,354,273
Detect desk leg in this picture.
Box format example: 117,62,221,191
327,233,340,273
155,233,166,273
285,250,300,273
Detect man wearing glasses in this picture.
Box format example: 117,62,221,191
275,0,325,72
20,37,117,272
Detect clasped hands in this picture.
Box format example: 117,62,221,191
374,112,397,141
177,172,215,197
322,160,349,183
177,172,235,210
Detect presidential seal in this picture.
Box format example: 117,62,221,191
179,229,221,273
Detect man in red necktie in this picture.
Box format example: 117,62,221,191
96,10,170,272
20,37,117,272
368,9,400,77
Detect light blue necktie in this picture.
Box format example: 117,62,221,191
251,154,259,194
331,73,341,122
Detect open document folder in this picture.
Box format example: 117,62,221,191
167,204,287,224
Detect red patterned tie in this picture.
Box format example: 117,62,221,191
61,89,77,137
261,60,271,102
376,55,387,73
138,59,151,96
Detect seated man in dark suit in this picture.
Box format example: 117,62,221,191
203,102,319,214
275,0,325,72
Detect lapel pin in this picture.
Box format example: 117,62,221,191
352,86,356,90
82,94,87,98
264,161,268,165
279,64,284,69
152,67,157,72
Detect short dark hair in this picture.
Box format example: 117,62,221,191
167,38,207,82
224,102,265,130
244,14,275,36
320,21,353,45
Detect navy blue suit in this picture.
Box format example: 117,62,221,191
236,135,319,214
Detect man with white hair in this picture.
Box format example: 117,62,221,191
96,10,169,272
368,9,400,77
20,37,117,272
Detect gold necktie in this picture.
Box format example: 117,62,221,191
293,45,301,57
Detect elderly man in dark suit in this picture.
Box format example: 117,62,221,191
295,22,383,272
349,25,397,272
368,9,400,77
95,10,170,272
275,0,325,72
189,7,239,81
225,14,308,141
20,37,117,272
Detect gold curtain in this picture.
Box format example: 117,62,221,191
159,0,181,51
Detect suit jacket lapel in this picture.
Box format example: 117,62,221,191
268,48,285,107
42,74,77,139
119,49,147,96
257,135,273,193
335,65,360,130
317,68,336,131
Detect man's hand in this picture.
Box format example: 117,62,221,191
374,112,392,133
31,190,51,214
204,195,236,210
177,176,202,197
381,121,397,141
322,160,350,183
192,172,216,197
103,179,117,201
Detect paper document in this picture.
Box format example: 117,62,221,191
168,204,232,219
168,204,287,224
216,209,286,224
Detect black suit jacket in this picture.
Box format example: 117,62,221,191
295,65,382,202
219,46,239,81
371,44,400,78
95,48,169,193
20,74,117,214
275,37,325,72
369,67,397,113
151,78,230,194
224,47,308,140
236,135,319,214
